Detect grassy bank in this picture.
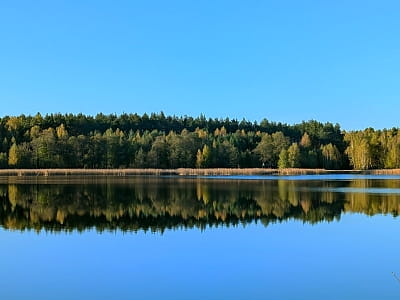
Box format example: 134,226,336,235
0,168,380,176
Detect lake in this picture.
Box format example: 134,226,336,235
0,175,399,299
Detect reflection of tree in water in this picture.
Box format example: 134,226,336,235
0,178,399,233
344,180,400,216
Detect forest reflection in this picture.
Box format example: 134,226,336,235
0,177,399,233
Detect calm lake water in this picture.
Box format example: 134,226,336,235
1,175,400,299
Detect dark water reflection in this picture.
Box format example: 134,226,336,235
1,175,399,233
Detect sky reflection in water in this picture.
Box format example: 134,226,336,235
0,175,399,299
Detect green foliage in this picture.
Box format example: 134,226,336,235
321,143,341,169
381,130,400,168
148,135,169,168
278,149,289,168
196,145,212,168
8,143,18,167
302,149,319,168
345,130,377,170
133,148,147,168
254,131,289,167
287,143,301,168
0,153,6,168
0,112,397,170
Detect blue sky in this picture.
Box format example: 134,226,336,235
0,1,399,130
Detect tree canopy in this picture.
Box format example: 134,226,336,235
0,112,398,170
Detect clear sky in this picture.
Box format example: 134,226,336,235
0,1,399,130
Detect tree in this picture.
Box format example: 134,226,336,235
278,149,289,169
30,128,58,168
0,152,7,168
147,135,169,168
254,131,289,167
167,130,200,168
300,132,312,148
302,149,318,168
16,143,32,168
254,134,274,167
344,131,373,170
133,148,147,168
56,124,69,139
201,145,211,167
381,131,400,169
8,143,18,167
104,129,120,168
196,149,203,168
218,140,238,167
287,143,301,168
321,143,341,169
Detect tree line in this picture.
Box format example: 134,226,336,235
0,112,399,169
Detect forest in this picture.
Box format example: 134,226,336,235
0,112,399,170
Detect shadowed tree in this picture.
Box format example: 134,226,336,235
147,135,169,168
254,131,289,167
0,152,7,168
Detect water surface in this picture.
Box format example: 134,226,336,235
0,175,399,299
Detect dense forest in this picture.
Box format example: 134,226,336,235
0,112,399,169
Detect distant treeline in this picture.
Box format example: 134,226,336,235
0,112,398,169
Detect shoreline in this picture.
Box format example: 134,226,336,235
0,168,399,176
